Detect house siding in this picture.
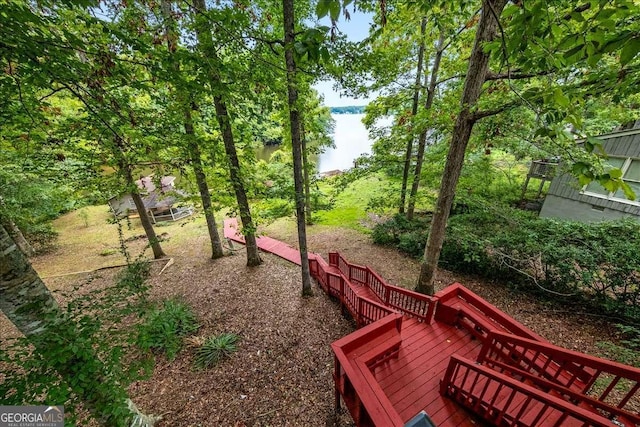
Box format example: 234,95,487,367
540,129,640,222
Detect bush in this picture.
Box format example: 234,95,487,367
194,333,240,369
136,299,200,360
372,208,640,321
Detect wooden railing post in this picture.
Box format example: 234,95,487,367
334,355,341,414
357,297,363,328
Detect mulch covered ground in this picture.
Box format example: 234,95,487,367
1,221,622,426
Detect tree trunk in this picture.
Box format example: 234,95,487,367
399,17,427,214
300,119,313,225
415,0,507,295
214,96,262,266
185,109,225,259
191,0,262,267
160,0,224,260
119,154,166,260
1,217,35,256
283,0,312,296
407,30,446,220
0,222,135,425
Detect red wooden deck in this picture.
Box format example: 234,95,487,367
374,317,483,426
222,218,640,426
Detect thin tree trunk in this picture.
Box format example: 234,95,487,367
283,0,312,296
0,222,135,425
399,17,427,214
184,108,225,259
407,30,446,220
192,0,262,266
119,152,166,260
1,217,34,256
416,0,507,295
160,0,225,260
300,119,313,225
214,96,262,266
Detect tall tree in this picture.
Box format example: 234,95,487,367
416,0,508,294
300,119,313,225
407,30,447,220
192,0,262,267
159,0,225,260
283,0,313,295
398,17,428,214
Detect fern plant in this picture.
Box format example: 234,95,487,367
136,299,200,360
194,333,239,369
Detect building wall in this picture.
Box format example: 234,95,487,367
540,129,640,222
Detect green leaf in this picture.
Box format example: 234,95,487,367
294,41,307,55
621,181,637,200
586,136,603,153
329,0,340,21
572,161,590,176
584,140,594,153
553,88,570,108
601,177,617,192
564,44,585,62
620,37,640,65
609,168,623,179
316,0,331,18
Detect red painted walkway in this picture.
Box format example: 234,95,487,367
222,218,640,427
223,218,303,265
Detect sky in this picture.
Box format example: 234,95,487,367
312,10,376,108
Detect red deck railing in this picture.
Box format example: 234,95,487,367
435,283,546,343
441,355,616,427
309,254,395,328
332,314,405,427
476,330,640,425
327,252,436,324
312,252,640,427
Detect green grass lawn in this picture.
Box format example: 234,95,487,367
314,173,393,230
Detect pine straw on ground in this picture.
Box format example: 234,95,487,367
1,220,624,426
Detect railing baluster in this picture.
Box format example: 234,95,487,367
599,375,621,401
618,381,640,409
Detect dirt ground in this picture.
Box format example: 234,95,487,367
1,215,623,426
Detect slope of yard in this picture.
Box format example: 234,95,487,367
1,206,626,426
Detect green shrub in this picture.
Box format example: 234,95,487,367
372,208,640,322
117,261,151,292
194,333,240,369
136,299,200,360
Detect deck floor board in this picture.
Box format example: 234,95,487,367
365,316,484,425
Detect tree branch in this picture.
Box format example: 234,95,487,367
436,74,465,85
471,102,518,121
485,70,551,80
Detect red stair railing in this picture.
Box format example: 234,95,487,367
327,252,436,323
477,330,640,424
441,355,616,427
332,314,405,427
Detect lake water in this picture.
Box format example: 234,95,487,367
255,113,378,173
318,114,372,173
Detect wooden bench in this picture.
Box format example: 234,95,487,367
332,313,405,426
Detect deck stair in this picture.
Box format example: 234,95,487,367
222,219,640,427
